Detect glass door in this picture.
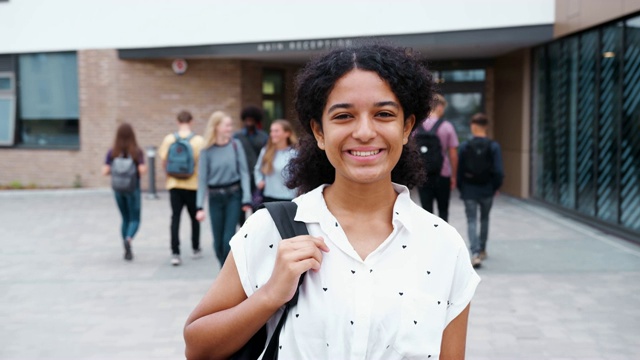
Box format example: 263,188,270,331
433,69,485,142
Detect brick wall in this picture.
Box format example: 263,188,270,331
0,50,245,190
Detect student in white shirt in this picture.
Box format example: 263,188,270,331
184,43,480,360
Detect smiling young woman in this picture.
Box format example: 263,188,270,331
184,43,480,360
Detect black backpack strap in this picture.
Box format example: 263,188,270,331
429,117,446,134
261,201,308,360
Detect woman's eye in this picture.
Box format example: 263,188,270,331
333,113,352,120
377,112,395,118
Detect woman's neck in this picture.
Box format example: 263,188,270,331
274,141,288,150
216,136,230,146
323,178,397,214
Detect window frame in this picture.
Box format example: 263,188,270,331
0,72,16,146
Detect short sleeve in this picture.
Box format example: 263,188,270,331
446,122,459,149
105,150,113,165
138,149,145,165
445,239,481,326
230,208,282,298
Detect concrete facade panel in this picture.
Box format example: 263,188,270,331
493,49,531,198
555,0,640,37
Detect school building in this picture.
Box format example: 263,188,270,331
1,0,639,240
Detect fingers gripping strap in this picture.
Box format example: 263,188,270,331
262,201,309,360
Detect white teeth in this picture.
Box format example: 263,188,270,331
351,150,380,157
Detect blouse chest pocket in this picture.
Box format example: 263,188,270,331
392,292,448,359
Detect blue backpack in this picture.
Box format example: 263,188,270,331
166,133,195,179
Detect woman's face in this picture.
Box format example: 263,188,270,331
311,69,414,186
216,116,234,140
270,123,289,146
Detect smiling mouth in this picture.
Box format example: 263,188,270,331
349,150,381,157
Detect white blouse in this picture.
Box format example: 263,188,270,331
230,183,480,360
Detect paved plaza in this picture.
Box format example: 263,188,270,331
0,188,639,359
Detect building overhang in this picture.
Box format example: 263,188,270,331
118,25,553,64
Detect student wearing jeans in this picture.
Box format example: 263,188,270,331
457,113,504,268
102,123,147,261
196,111,251,267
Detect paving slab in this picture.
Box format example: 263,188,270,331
0,188,638,359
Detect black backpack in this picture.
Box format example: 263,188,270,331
461,137,494,184
230,201,308,360
414,118,445,175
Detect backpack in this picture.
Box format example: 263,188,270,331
461,137,494,184
111,155,138,192
414,118,446,175
230,202,308,360
166,133,195,179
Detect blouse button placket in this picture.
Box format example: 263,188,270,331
350,261,373,360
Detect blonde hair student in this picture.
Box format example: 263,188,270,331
254,119,298,204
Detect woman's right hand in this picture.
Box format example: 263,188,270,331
262,235,330,307
195,210,206,222
257,180,265,190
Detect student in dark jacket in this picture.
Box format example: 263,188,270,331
457,113,504,269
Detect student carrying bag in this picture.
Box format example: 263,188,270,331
166,133,195,179
414,118,446,175
230,201,308,360
111,156,137,192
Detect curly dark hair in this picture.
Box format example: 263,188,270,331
286,42,435,194
240,105,264,124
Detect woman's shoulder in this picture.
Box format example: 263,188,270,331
406,200,466,249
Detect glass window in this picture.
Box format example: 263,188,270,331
262,69,285,126
0,96,15,145
596,23,623,224
433,69,485,83
0,77,11,90
19,52,78,119
17,52,79,147
533,17,640,238
621,15,640,232
442,93,483,142
0,72,15,146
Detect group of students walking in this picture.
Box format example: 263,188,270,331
415,95,504,269
103,106,297,266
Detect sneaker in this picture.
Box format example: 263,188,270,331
479,251,488,260
171,254,182,266
471,253,482,269
192,249,203,260
124,239,133,261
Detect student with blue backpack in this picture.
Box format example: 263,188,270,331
159,111,205,266
102,123,147,261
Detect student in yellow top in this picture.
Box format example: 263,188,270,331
158,111,205,266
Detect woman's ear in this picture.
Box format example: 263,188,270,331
403,115,416,144
310,120,325,150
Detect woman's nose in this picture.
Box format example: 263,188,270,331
352,116,376,142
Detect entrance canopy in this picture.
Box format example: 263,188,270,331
118,25,553,63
